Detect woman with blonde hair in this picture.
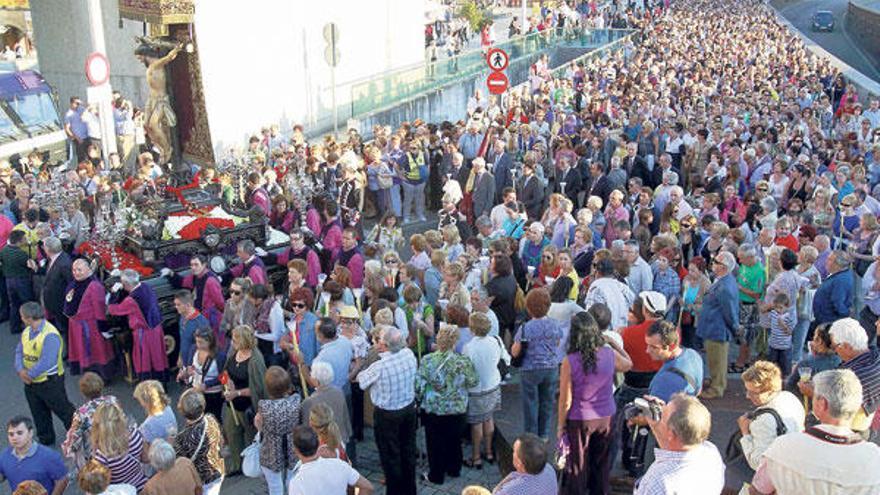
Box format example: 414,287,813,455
309,402,349,461
133,380,176,442
442,224,464,262
222,325,267,475
90,403,148,491
737,361,805,470
439,261,471,312
533,245,561,288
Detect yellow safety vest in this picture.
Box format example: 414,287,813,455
21,321,64,383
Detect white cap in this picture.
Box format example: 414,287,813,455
640,291,668,315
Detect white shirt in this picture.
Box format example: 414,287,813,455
463,335,508,393
634,441,725,495
755,424,880,495
255,300,286,354
288,457,360,495
739,390,805,470
547,300,584,363
584,277,635,331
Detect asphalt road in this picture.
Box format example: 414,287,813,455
777,0,880,83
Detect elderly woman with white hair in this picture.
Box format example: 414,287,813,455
141,439,201,495
108,269,168,381
603,189,629,244
301,361,352,445
696,250,740,399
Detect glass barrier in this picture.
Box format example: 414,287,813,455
348,28,636,117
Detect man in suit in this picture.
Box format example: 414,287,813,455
555,156,582,208
585,159,614,208
487,139,513,204
625,141,655,189
598,127,619,169
471,157,495,221
30,237,72,341
518,158,544,221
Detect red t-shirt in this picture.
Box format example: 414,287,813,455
621,320,663,373
775,235,799,253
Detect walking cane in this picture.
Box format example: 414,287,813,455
289,321,310,398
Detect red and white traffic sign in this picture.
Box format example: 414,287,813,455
85,52,110,86
486,47,509,72
487,71,509,95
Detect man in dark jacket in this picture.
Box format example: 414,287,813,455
0,230,34,334
518,159,544,220
31,237,72,339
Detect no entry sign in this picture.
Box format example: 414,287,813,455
487,71,509,95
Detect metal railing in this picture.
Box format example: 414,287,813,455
348,27,636,117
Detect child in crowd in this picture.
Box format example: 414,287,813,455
767,292,795,376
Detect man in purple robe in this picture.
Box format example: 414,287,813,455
63,259,114,377
336,227,365,288
108,269,168,381
268,229,321,287
229,239,267,286
163,253,225,349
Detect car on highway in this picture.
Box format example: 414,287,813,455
811,10,834,32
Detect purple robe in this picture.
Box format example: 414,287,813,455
63,278,114,376
108,283,168,380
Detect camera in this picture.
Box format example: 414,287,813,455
624,397,664,422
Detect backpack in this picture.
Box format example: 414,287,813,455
724,407,788,465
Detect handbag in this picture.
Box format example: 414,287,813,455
241,432,262,478
494,336,511,378
554,431,570,471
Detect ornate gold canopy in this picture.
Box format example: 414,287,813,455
118,0,194,25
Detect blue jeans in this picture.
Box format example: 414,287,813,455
768,347,792,377
792,318,811,363
390,183,402,217
401,181,426,221
520,367,558,438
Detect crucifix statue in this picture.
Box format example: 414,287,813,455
135,38,182,166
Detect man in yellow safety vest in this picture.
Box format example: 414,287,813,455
14,302,74,446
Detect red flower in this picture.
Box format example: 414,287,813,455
218,370,229,386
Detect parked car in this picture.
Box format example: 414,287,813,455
812,10,834,32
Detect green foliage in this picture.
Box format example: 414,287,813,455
458,0,487,32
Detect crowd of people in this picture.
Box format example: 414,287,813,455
5,0,880,494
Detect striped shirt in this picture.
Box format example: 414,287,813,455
768,309,795,350
93,427,147,492
841,348,880,414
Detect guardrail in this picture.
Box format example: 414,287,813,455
770,1,880,99
347,28,635,118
